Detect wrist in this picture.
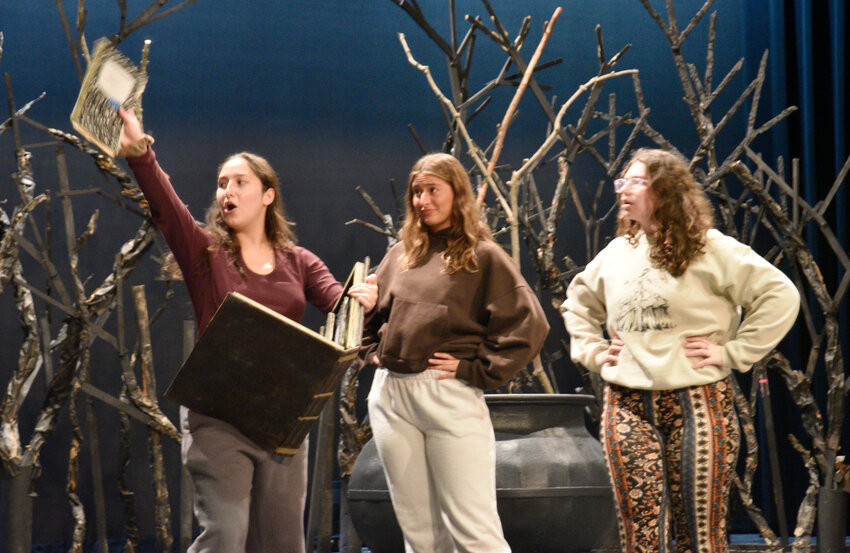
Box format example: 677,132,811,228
119,134,154,158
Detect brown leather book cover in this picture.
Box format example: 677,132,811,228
165,292,358,455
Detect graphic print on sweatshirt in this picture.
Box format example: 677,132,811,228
614,268,676,333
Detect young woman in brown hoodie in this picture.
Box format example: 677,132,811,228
349,153,549,552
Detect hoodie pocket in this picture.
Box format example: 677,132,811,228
381,297,449,362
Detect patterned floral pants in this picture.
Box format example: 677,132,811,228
601,378,740,553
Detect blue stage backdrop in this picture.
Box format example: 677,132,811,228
0,0,846,548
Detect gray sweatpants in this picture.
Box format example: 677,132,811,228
180,406,309,553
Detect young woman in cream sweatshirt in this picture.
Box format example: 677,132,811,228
563,148,800,553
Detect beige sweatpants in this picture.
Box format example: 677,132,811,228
368,368,511,553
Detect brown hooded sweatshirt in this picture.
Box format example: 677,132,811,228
362,230,549,390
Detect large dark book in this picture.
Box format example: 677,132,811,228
165,291,359,455
70,38,147,157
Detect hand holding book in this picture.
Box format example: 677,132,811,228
115,106,153,157
346,273,377,313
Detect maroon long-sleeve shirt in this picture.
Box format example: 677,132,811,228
127,148,342,335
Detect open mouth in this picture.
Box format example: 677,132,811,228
223,201,236,214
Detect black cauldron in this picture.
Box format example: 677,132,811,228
347,393,619,552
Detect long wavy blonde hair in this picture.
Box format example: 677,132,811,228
617,148,715,276
163,152,296,279
400,153,492,274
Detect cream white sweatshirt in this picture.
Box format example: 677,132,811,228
562,229,800,390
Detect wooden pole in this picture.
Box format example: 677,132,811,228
4,463,34,553
180,319,196,552
85,394,110,553
306,317,340,553
756,365,790,550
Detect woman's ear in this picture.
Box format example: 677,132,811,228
263,187,275,206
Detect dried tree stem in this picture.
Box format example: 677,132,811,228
477,6,562,205
132,285,173,552
399,32,514,221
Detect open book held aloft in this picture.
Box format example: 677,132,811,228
70,38,148,157
165,291,360,455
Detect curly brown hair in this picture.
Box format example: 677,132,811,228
400,153,492,274
616,148,715,276
163,152,297,279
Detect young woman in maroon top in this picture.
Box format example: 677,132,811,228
117,107,375,553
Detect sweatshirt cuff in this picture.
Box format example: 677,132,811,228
119,134,155,158
721,345,754,373
358,343,378,366
455,358,473,384
591,350,608,373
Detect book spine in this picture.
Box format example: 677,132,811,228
344,262,365,347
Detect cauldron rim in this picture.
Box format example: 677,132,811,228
484,393,596,406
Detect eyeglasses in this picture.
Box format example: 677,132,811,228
613,177,648,194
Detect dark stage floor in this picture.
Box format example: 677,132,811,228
25,534,850,552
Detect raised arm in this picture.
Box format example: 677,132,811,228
117,106,211,277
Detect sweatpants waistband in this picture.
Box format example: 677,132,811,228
379,368,439,381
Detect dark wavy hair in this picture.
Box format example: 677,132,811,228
400,153,492,274
616,148,715,276
163,152,296,279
